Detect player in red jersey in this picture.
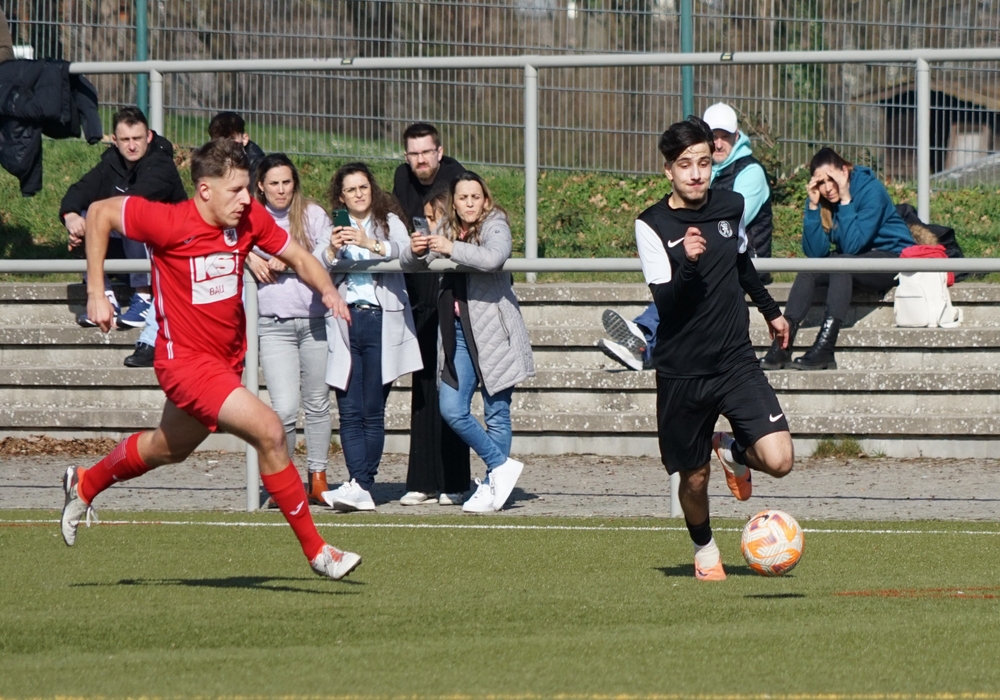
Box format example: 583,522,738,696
60,139,361,581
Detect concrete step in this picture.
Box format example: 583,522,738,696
6,366,997,393
4,403,997,437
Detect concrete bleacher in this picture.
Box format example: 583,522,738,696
1,280,998,458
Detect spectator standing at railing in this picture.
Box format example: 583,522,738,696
760,147,914,370
319,162,421,513
62,106,187,369
636,117,792,580
598,102,774,370
60,139,360,582
0,8,14,63
246,153,335,506
208,111,265,185
392,123,471,507
401,171,534,514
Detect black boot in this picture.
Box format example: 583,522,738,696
760,319,798,370
791,317,841,370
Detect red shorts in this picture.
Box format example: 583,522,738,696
155,352,245,432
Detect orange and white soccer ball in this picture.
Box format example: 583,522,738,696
740,509,804,576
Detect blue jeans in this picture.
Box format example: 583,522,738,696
335,307,391,491
259,316,331,473
634,302,659,363
138,304,158,346
439,321,513,473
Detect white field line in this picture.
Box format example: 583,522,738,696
3,518,1000,536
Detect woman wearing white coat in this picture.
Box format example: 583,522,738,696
318,162,421,512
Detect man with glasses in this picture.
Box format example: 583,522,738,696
392,123,470,507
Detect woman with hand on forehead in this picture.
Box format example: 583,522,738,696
319,162,421,512
401,171,535,514
760,147,913,371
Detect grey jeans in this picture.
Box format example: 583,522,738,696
258,316,331,473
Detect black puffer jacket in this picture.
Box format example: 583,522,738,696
59,132,187,221
0,59,102,196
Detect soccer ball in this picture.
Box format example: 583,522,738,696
740,509,804,576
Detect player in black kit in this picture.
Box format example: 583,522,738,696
636,117,794,581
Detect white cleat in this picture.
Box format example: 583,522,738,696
310,544,362,581
61,466,97,547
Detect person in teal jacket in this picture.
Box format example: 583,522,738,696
761,147,914,371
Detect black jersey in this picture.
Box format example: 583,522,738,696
635,189,780,377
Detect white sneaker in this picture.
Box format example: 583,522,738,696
310,543,362,581
321,479,376,512
61,466,98,546
399,491,437,506
461,479,497,514
489,458,524,510
598,338,645,371
602,309,647,353
438,492,465,506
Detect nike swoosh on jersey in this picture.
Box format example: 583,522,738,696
769,413,784,422
290,500,305,516
667,238,684,248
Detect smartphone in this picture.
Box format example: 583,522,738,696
333,209,351,228
412,216,431,236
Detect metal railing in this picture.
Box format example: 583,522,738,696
67,48,1000,278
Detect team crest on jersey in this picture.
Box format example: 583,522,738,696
718,220,734,238
223,228,239,246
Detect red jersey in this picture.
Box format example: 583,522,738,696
121,197,291,363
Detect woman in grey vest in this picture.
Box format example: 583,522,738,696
401,171,535,514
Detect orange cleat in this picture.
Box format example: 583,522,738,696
713,431,752,501
695,559,727,581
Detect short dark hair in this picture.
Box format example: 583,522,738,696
402,122,440,149
190,139,249,184
658,116,714,164
112,107,148,131
208,111,247,139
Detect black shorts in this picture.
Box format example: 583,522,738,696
655,361,789,474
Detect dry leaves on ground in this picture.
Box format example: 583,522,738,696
0,435,119,457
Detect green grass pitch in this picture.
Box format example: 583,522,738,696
1,511,999,698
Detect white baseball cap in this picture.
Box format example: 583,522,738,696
702,103,738,134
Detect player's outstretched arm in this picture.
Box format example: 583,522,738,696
277,240,350,322
84,197,127,333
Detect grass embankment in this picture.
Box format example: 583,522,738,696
3,138,999,283
1,513,999,696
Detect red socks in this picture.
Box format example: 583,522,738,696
80,433,153,503
261,463,325,560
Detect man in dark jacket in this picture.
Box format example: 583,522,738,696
207,111,265,185
61,106,187,366
392,122,471,507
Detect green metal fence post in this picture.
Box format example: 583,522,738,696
680,0,693,118
136,0,148,115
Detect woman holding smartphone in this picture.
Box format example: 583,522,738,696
400,171,534,514
319,162,421,512
247,153,337,505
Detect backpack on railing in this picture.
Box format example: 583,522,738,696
894,271,962,328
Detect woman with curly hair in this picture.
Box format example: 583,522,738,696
401,171,535,514
319,162,421,512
